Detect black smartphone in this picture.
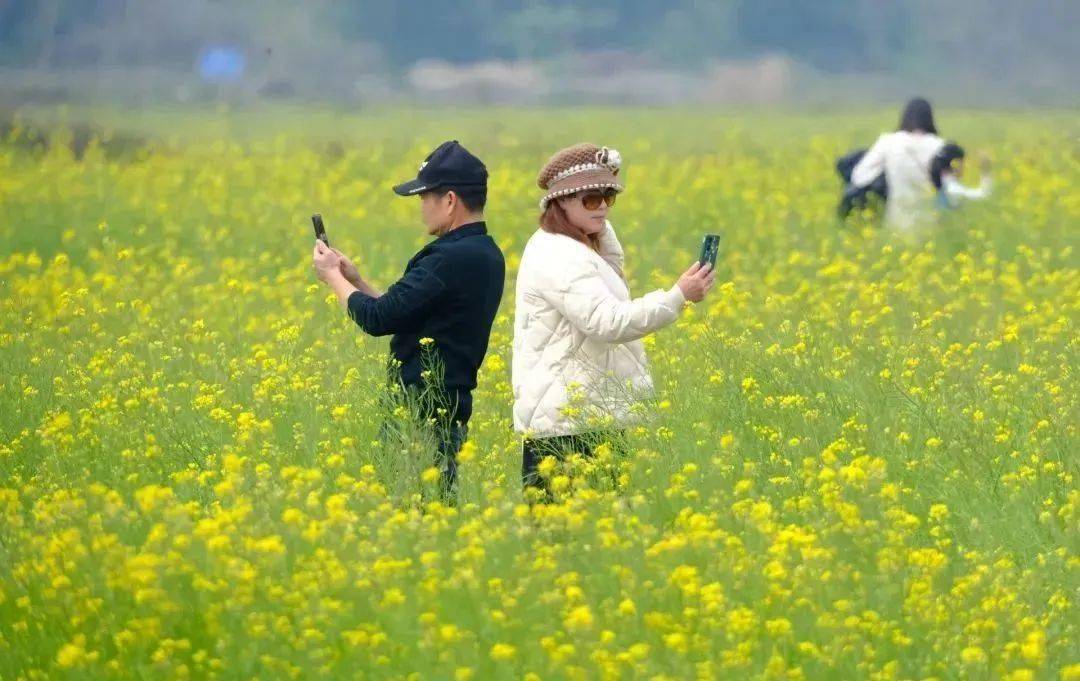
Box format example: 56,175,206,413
699,233,720,268
312,214,329,247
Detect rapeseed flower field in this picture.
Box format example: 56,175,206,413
1,109,1077,679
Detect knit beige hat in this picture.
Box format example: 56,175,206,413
537,143,624,209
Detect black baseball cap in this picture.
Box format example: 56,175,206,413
393,140,488,197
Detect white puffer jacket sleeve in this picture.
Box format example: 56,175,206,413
539,236,686,344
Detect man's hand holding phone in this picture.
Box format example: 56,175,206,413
312,239,343,283
334,249,363,288
312,214,361,285
310,213,384,302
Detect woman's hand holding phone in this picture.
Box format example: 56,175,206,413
677,262,715,302
676,233,719,302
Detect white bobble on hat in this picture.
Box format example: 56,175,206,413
596,146,622,174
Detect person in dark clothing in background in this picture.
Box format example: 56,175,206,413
312,140,505,502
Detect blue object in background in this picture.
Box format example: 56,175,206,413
198,46,246,83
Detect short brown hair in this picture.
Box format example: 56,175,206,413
539,196,600,251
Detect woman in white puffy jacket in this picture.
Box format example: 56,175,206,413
512,143,715,499
851,97,991,235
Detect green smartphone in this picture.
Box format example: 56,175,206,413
699,233,720,268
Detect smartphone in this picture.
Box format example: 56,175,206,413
312,214,329,247
699,233,720,268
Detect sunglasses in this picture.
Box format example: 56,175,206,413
578,189,618,210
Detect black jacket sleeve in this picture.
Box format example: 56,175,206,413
347,254,448,337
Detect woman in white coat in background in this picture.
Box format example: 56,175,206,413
511,143,715,501
851,97,991,235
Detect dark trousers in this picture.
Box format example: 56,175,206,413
379,384,469,503
521,430,625,501
433,420,468,499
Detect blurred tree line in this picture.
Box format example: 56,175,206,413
1,0,1076,87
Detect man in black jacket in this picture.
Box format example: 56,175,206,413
312,141,505,501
